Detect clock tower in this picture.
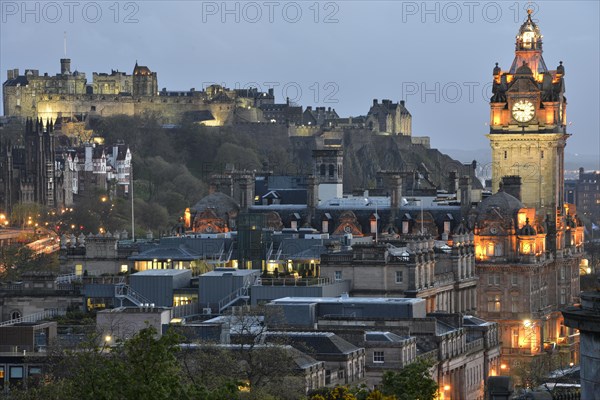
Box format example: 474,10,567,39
487,10,568,246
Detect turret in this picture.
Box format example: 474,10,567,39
60,58,71,75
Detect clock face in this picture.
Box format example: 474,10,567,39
512,100,535,123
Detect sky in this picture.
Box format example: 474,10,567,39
1,1,599,167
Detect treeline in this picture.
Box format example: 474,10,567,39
91,114,297,235
8,326,438,400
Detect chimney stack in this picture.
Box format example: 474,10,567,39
501,175,522,200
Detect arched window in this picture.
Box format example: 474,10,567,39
320,164,326,176
10,310,21,320
328,164,335,177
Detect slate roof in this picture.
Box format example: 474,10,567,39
192,192,240,220
365,331,409,342
4,76,29,86
463,315,491,326
129,245,200,261
266,332,361,356
476,190,524,214
435,320,457,335
288,346,323,369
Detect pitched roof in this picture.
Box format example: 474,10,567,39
265,331,361,355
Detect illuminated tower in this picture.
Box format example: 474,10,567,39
487,10,568,249
132,62,158,97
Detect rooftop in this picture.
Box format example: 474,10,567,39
270,296,425,305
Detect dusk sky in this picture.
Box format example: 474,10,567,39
1,1,598,166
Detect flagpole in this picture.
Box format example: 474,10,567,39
131,160,135,241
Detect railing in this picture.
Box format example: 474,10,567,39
255,277,333,287
114,284,152,307
218,285,250,313
0,308,66,327
502,346,546,356
0,282,25,290
205,243,225,264
82,275,126,285
265,242,274,261
465,338,484,353
172,302,200,318
55,272,82,284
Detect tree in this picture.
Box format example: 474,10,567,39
10,326,237,400
380,360,438,400
0,244,58,281
176,305,307,400
10,202,42,227
309,385,396,400
511,352,564,391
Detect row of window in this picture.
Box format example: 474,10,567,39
334,271,404,284
0,365,42,390
502,148,547,159
488,273,521,286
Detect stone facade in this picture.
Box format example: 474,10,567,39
487,10,567,229
3,59,273,125
320,233,477,316
366,99,412,136
478,12,585,378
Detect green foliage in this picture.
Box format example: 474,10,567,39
10,202,42,227
72,115,301,233
380,360,438,400
0,244,59,280
10,326,238,400
309,385,396,400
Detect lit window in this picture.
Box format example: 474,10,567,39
511,328,519,348
120,265,128,273
488,295,501,312
373,351,385,363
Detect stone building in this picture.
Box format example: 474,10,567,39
565,168,600,229
472,182,583,372
366,99,412,136
487,10,568,233
2,59,272,125
0,121,132,214
476,10,585,378
320,231,477,315
0,118,68,211
269,296,501,400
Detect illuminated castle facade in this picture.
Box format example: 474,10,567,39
472,11,585,377
2,59,270,125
